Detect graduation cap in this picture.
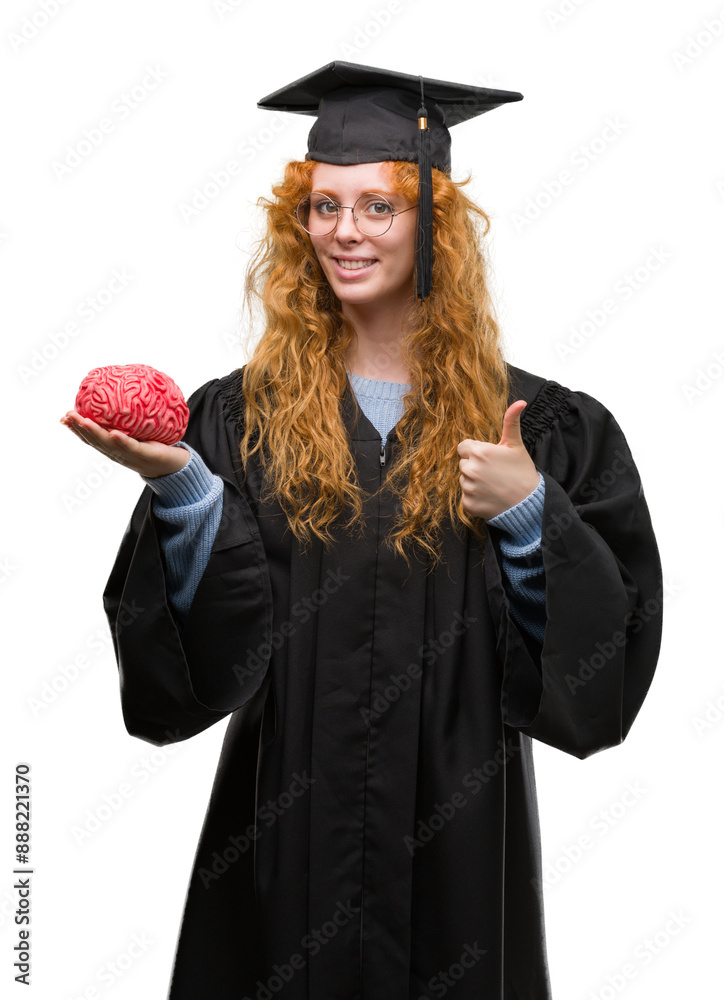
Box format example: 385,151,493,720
257,61,523,300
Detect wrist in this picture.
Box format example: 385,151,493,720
487,471,545,532
488,482,539,520
141,444,218,506
142,442,191,481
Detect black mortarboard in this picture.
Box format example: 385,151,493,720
257,61,523,299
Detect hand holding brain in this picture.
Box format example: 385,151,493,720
61,364,191,478
74,364,189,444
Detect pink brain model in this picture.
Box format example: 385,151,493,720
75,364,189,445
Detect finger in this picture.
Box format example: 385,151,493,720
71,414,133,452
71,425,113,455
64,419,100,448
63,411,105,439
497,400,527,448
63,413,136,462
457,439,476,459
64,421,91,446
106,432,162,468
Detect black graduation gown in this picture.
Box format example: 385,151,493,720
102,363,662,1000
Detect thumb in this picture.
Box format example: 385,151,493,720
497,400,527,447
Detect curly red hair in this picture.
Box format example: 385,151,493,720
239,159,510,567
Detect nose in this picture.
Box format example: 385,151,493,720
334,206,361,241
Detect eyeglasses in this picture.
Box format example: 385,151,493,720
294,192,417,237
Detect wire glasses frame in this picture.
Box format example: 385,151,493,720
294,192,417,237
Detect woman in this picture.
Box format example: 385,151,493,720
61,62,662,1000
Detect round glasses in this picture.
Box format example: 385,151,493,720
294,192,417,237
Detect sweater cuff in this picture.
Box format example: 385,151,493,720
487,472,545,547
141,444,217,507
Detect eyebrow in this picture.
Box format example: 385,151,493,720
311,188,399,199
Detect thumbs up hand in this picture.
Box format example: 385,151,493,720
457,400,540,520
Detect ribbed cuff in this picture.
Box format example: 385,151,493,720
141,443,217,507
487,472,545,548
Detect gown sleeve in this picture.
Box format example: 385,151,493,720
102,372,273,747
484,372,663,759
487,473,546,644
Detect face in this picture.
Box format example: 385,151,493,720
306,161,417,312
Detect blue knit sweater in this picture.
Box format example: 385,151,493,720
142,373,547,642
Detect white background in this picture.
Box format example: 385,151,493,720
2,0,722,997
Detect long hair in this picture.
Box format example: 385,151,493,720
239,158,510,568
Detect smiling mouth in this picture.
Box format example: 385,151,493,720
335,258,376,270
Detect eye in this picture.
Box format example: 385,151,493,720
358,196,393,217
310,197,339,216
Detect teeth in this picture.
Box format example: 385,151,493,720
337,259,374,270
